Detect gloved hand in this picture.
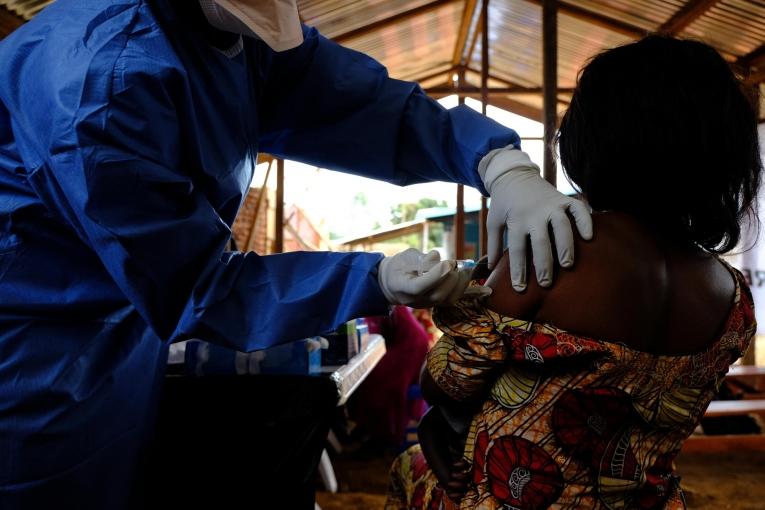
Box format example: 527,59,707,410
377,249,484,308
480,147,592,292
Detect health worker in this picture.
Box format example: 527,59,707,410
0,0,592,507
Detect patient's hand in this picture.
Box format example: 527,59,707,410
444,455,471,502
418,407,470,503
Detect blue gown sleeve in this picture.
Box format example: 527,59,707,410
257,26,521,195
23,55,389,352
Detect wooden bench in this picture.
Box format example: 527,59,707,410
727,365,765,392
728,365,765,377
684,398,765,454
682,434,765,454
704,399,765,417
682,368,765,454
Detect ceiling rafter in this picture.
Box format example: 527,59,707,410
408,65,456,85
425,85,555,95
332,0,461,43
524,0,647,39
658,0,721,35
464,66,514,86
425,83,574,106
744,67,765,86
487,96,544,122
452,0,479,67
463,11,484,69
738,44,765,71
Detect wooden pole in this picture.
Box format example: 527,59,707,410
274,158,284,253
245,159,273,252
542,0,557,186
456,71,466,259
479,0,489,259
452,0,479,67
741,83,761,366
456,186,465,259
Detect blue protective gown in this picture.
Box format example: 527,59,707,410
0,0,519,506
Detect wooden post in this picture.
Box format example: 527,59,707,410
452,0,479,68
479,0,490,259
542,0,558,186
274,158,284,253
456,68,466,259
741,82,761,366
456,186,465,259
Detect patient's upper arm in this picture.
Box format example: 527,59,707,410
484,251,547,320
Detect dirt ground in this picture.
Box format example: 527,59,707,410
316,450,765,510
676,451,765,510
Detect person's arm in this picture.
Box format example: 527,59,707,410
424,255,548,403
255,27,592,291
24,52,388,352
256,26,519,193
417,407,472,503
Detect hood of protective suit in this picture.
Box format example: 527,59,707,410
199,0,303,52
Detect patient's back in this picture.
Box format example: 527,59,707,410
486,211,736,356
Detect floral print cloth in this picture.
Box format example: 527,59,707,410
387,264,755,510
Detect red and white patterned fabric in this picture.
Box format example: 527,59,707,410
387,263,755,510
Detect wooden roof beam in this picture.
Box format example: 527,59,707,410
424,93,570,123
731,44,765,84
738,44,765,71
744,66,765,86
425,85,574,96
452,0,479,66
464,66,513,86
333,0,461,43
409,65,456,85
658,0,720,36
488,96,544,122
463,12,483,69
524,0,647,39
0,5,24,39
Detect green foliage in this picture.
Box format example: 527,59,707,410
387,198,447,250
353,192,368,207
390,198,447,225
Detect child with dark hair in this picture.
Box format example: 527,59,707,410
386,35,760,510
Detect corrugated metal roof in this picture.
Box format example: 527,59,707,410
298,0,437,39
319,0,464,82
3,0,764,120
564,0,684,30
302,0,765,123
467,1,631,88
683,0,765,58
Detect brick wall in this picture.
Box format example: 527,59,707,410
232,187,271,254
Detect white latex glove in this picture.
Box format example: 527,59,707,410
479,147,592,292
377,249,486,308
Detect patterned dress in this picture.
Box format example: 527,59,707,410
387,265,755,510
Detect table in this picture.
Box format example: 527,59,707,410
147,335,387,509
322,334,386,406
316,334,386,495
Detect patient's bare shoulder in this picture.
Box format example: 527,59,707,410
484,212,736,355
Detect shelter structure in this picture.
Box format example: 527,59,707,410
2,0,764,356
3,0,763,258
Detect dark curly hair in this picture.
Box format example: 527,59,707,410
558,35,762,253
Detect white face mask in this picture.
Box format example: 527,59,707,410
198,0,303,52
